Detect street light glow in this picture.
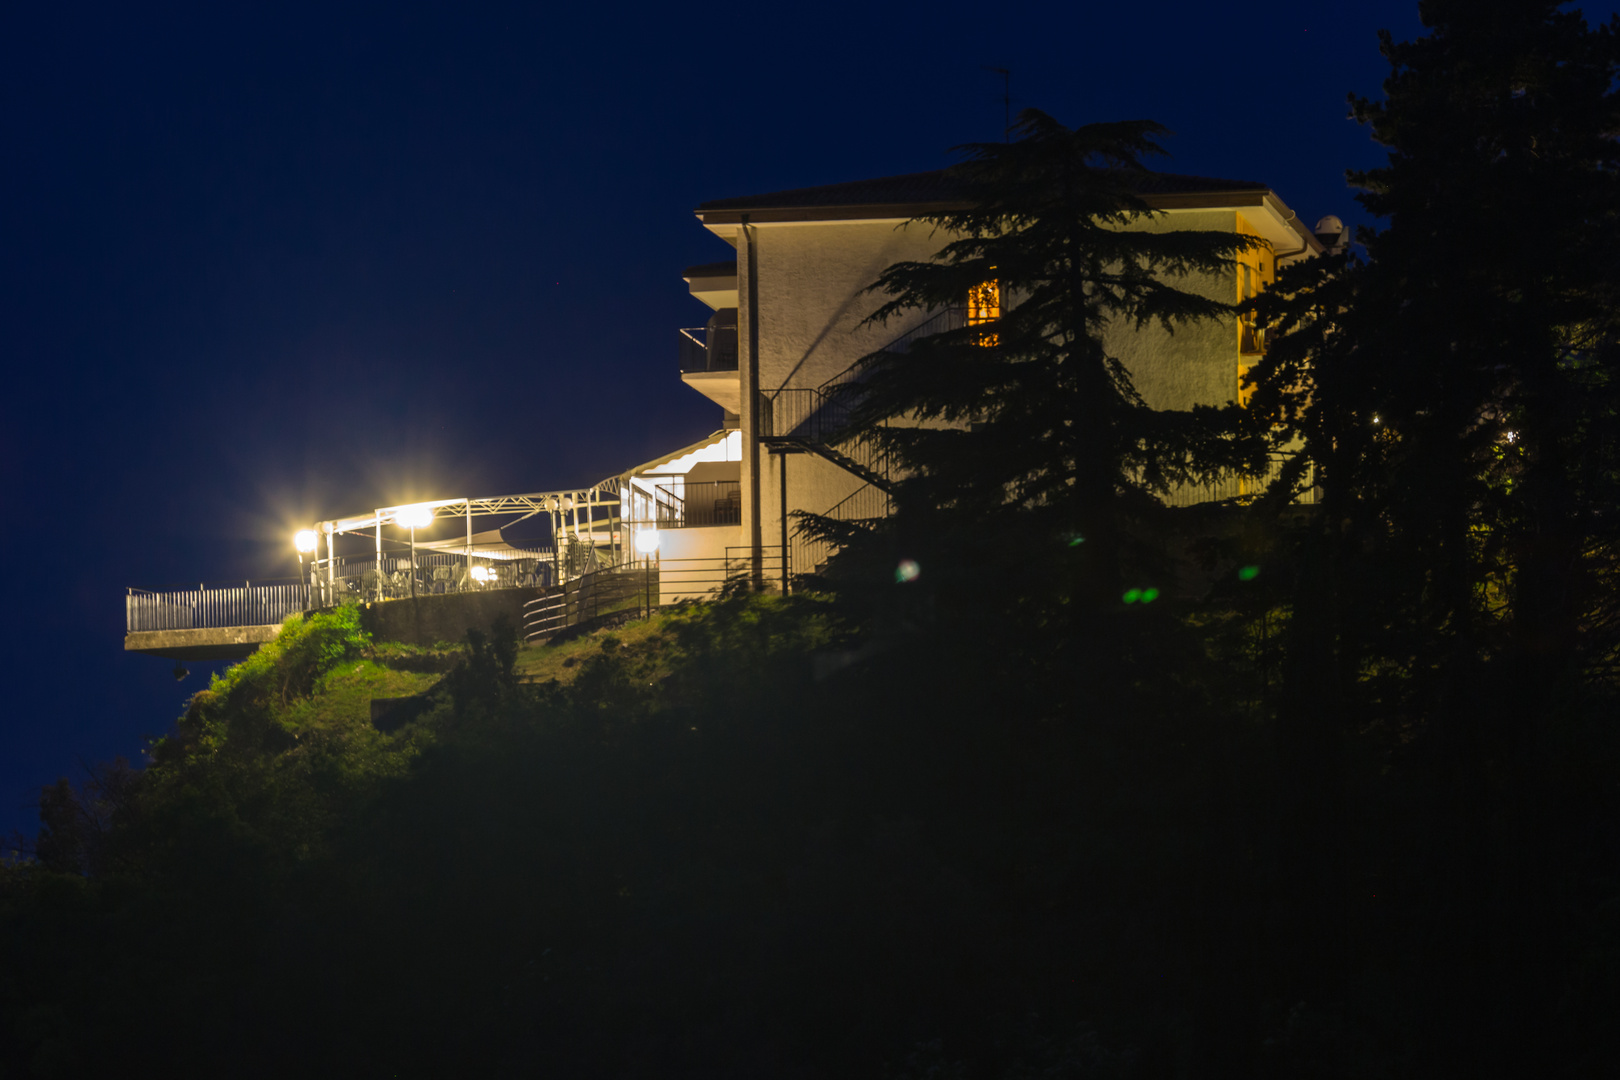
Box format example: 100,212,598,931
295,530,318,553
634,529,660,555
396,505,434,529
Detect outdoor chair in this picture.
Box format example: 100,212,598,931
430,566,454,594
360,568,384,600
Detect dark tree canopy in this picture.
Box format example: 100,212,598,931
1238,8,1620,1074
833,109,1266,617
1251,0,1620,716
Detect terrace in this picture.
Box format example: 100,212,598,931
125,484,624,661
125,438,783,661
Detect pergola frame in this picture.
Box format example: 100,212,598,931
311,478,626,599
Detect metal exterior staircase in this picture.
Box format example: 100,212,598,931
789,481,892,579
768,311,968,577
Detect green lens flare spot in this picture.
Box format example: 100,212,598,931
1238,565,1260,581
1122,588,1142,604
1068,535,1086,547
1141,588,1160,603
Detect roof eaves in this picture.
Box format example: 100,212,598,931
697,201,970,226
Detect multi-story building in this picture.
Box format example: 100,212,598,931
630,167,1334,582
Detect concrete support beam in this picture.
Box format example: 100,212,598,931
124,625,281,661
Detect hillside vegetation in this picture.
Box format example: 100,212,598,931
7,581,1615,1078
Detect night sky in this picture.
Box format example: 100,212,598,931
5,0,1571,839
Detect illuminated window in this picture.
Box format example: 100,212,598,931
967,279,1000,324
1238,249,1272,360
967,278,1000,345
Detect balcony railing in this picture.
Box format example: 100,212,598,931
678,325,739,374
651,480,741,528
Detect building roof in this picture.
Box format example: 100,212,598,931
695,167,1271,217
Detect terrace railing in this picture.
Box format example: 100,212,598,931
127,547,561,634
127,583,311,632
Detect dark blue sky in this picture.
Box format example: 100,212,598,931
0,0,1554,837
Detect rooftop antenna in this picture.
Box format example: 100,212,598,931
984,66,1010,141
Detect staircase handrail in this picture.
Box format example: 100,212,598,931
817,305,967,392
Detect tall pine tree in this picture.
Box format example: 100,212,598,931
823,110,1268,645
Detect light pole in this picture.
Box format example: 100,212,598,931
397,505,433,600
295,530,317,608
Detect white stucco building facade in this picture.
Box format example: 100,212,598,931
628,168,1331,588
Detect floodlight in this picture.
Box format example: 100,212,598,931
397,505,434,529
470,565,492,583
634,529,660,555
295,530,318,554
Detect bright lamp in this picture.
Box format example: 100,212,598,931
396,505,433,529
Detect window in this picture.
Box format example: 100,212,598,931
967,279,1000,346
967,279,1001,324
1237,248,1272,360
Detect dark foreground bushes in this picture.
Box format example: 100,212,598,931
3,592,1617,1078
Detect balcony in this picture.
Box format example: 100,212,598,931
679,325,741,414
679,325,738,373
642,480,742,529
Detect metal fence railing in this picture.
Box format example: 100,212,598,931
523,548,789,641
658,548,788,601
523,561,653,640
127,547,561,634
127,584,312,633
773,387,856,443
